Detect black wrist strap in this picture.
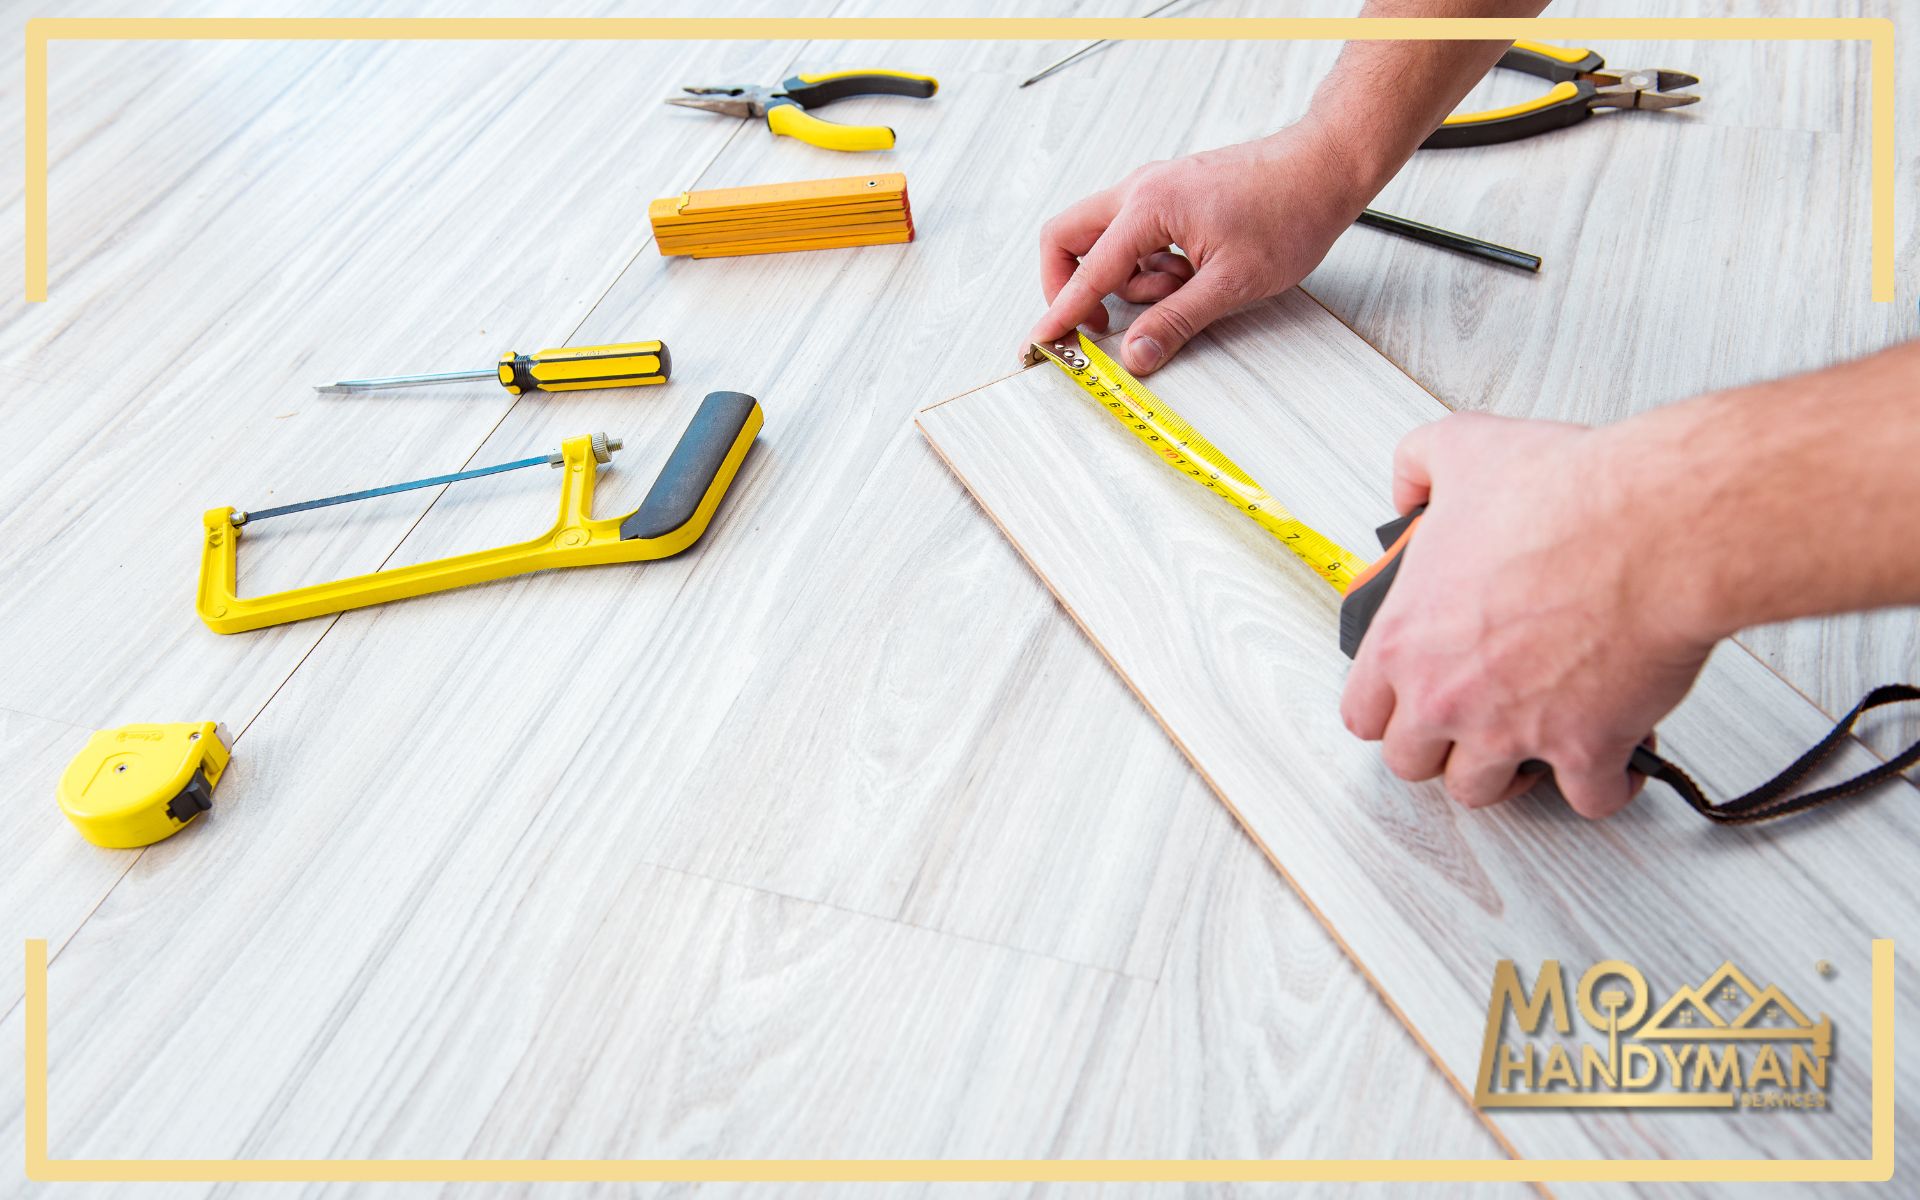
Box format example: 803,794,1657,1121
1637,684,1920,825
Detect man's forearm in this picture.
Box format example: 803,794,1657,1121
1618,340,1920,641
1289,0,1553,197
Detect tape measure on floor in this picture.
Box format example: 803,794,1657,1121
57,721,231,848
1025,332,1364,592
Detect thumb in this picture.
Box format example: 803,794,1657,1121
1030,208,1162,347
1121,264,1245,375
1390,419,1441,515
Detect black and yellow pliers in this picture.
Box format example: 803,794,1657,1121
667,71,939,152
1421,41,1699,148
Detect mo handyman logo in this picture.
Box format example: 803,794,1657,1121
1474,959,1832,1110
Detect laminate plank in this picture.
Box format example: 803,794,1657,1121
52,32,1277,977
1312,121,1889,421
1,854,1147,1162
695,14,1904,1190
332,34,1335,944
0,0,635,331
891,581,1216,979
0,22,795,1119
16,5,1904,1190
0,30,1506,1185
0,41,787,744
0,31,793,727
0,711,125,1009
1037,788,1530,1200
918,290,1920,1174
0,706,138,1192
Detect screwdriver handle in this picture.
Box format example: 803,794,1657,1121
497,340,671,394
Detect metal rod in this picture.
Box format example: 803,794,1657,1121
1354,208,1542,273
313,367,497,395
1019,41,1108,89
234,454,552,525
1018,0,1192,89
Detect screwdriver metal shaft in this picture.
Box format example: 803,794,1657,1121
1019,0,1192,89
315,369,497,394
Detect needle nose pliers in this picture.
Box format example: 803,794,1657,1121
667,70,939,152
1421,41,1699,148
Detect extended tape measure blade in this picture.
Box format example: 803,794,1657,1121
1027,333,1363,592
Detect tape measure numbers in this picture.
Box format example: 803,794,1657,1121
1026,333,1363,592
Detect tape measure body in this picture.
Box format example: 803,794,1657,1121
57,721,231,848
1028,333,1362,592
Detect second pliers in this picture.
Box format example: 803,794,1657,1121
668,70,940,152
1422,41,1699,148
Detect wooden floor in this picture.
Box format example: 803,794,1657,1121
921,289,1920,1176
0,1,1912,1197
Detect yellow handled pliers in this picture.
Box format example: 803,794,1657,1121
668,70,939,152
1422,41,1698,148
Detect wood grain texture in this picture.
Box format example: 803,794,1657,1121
1050,784,1530,1182
11,2,1910,1191
0,6,794,967
0,711,129,1010
0,5,1507,1184
918,290,1920,1177
0,29,794,725
0,18,802,1108
293,19,1356,965
17,849,1145,1160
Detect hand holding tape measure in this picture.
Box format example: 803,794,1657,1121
1028,332,1920,824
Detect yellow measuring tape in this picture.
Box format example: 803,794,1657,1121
1026,333,1364,592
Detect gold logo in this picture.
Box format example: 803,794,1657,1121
1474,959,1831,1110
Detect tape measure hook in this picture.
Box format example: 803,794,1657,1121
1027,339,1089,370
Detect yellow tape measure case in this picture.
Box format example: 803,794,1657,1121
57,721,231,848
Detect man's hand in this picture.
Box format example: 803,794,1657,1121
1028,123,1374,375
1023,1,1545,374
1338,412,1721,819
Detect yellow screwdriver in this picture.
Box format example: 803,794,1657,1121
315,340,670,396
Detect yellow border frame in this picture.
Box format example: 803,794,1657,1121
16,938,1898,1182
15,14,1901,1185
20,17,1896,303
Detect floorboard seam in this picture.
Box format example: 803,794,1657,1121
917,400,1540,1182
9,36,775,1020
636,855,1139,985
